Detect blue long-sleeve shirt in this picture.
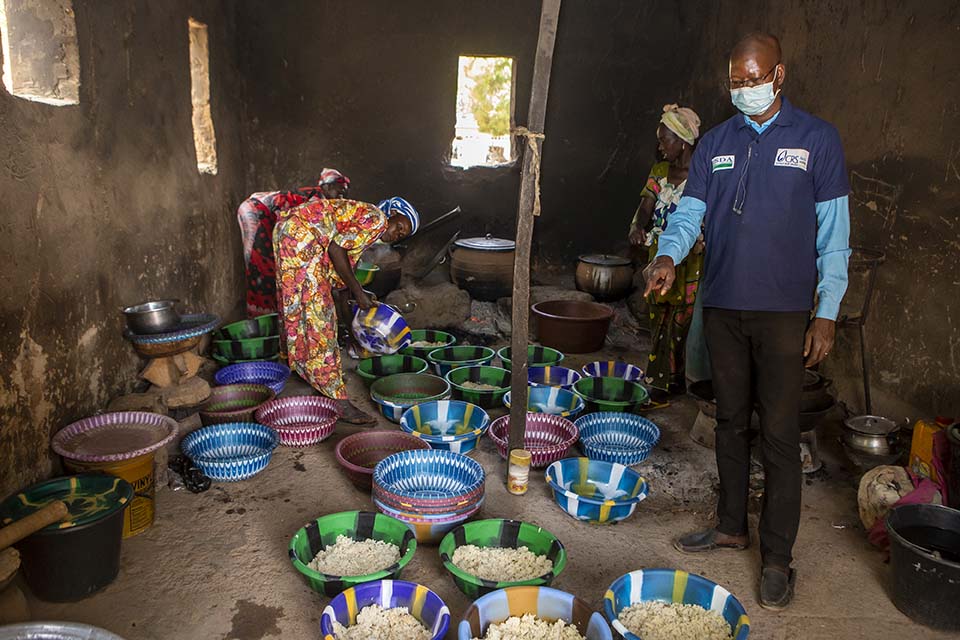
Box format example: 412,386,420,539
657,110,851,320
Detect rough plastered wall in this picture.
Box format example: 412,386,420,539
683,0,960,420
0,1,247,496
234,0,709,263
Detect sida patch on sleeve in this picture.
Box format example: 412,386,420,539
711,155,735,172
774,148,810,171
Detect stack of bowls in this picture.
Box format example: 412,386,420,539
212,313,281,365
544,457,649,524
372,449,486,544
370,373,452,423
445,366,511,409
399,400,490,455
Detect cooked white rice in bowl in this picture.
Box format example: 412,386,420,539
308,535,400,576
472,614,584,640
460,381,502,391
332,604,430,640
617,601,733,640
451,545,553,582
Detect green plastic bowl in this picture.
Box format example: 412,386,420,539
400,330,458,360
428,346,496,377
216,314,279,340
370,373,453,422
445,366,512,409
572,376,649,414
356,355,429,386
498,345,565,371
213,335,280,360
354,262,380,287
289,510,417,597
439,518,567,598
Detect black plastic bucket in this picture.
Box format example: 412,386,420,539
886,503,960,630
947,424,960,509
0,474,133,602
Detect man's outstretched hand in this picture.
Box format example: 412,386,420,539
804,317,836,368
643,255,676,297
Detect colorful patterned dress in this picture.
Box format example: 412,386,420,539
237,187,326,317
274,199,387,399
638,161,704,392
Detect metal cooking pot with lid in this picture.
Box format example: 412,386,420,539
450,235,516,301
575,254,634,301
843,415,899,456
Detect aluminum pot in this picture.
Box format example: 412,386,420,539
122,300,180,335
843,414,899,456
575,254,634,301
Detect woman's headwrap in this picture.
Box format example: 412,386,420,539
319,168,350,186
377,197,420,235
660,104,701,146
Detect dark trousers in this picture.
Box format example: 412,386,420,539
703,308,808,568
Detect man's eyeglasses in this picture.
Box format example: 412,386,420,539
726,62,780,91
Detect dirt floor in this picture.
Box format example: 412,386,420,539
24,346,959,640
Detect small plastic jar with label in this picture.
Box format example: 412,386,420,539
507,449,532,495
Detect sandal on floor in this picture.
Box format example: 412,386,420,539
336,402,378,427
674,528,750,553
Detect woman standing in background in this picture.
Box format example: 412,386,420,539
629,105,704,397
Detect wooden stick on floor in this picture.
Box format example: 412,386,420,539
507,0,562,477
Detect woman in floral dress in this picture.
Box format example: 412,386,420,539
629,104,703,397
274,197,418,424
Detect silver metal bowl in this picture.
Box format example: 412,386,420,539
122,299,180,335
843,414,899,456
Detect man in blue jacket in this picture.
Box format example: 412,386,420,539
643,33,850,609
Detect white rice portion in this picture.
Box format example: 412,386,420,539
332,604,430,640
308,535,400,576
472,614,584,640
460,381,501,391
411,340,447,348
618,601,733,640
451,545,553,582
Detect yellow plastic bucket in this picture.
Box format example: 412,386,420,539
65,453,155,538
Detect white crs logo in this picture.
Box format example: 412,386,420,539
774,148,809,171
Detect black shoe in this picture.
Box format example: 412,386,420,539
759,566,796,610
674,528,750,553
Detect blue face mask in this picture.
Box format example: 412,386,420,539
730,78,780,116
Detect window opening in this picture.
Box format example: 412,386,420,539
450,55,514,168
0,0,80,106
188,18,217,175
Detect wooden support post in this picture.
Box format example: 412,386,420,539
507,0,562,474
